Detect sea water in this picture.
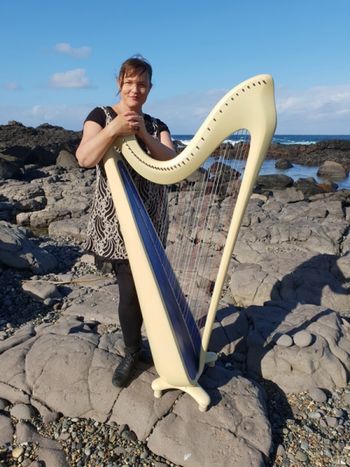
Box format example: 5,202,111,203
173,134,350,190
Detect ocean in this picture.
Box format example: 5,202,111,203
173,134,350,190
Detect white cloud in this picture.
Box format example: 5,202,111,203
276,84,350,133
49,69,90,89
3,82,21,91
54,42,91,59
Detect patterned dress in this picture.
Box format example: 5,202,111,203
85,106,169,261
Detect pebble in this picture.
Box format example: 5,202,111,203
325,416,338,427
263,381,350,467
295,450,308,462
12,446,24,459
309,387,327,403
275,334,293,347
308,411,321,420
293,330,313,347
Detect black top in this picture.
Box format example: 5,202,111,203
85,106,170,134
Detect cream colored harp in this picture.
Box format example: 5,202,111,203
103,74,277,411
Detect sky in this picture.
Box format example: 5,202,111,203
1,0,350,135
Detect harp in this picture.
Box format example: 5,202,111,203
103,74,276,411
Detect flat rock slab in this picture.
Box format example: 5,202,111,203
0,293,349,465
0,309,272,466
148,369,271,467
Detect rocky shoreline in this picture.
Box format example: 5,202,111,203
0,121,349,466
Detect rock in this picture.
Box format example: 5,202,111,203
317,160,348,180
246,304,350,393
15,420,69,466
208,161,240,183
295,450,308,462
0,154,23,179
294,177,335,196
343,392,350,406
0,221,57,273
0,398,10,410
56,150,79,169
48,218,87,241
22,280,61,301
273,187,304,203
256,174,294,190
12,446,24,459
109,371,179,440
309,387,328,403
10,403,37,420
0,413,14,446
0,121,81,168
148,374,271,467
275,334,293,347
275,159,293,169
325,416,339,427
293,330,313,348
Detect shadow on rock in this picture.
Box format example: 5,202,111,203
0,242,82,330
204,253,350,463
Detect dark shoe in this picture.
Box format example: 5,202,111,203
112,352,139,388
138,347,153,365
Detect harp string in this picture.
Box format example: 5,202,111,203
173,169,212,320
184,141,229,324
164,129,250,341
189,130,248,329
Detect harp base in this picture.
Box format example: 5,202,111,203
152,377,211,412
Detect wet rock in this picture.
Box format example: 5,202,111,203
256,174,294,190
275,159,293,169
317,160,348,180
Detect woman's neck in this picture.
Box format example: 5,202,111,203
113,102,143,115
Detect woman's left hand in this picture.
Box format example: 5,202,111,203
135,114,147,138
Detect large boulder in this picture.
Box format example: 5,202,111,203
255,174,294,190
317,160,348,180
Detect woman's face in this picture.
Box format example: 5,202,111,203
118,70,151,111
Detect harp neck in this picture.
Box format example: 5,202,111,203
112,74,276,184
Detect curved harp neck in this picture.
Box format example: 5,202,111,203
110,74,277,185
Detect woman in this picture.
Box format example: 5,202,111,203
76,56,176,387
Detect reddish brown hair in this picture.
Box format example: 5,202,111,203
118,55,153,87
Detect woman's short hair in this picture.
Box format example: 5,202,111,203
118,55,153,87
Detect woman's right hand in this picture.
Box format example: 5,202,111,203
110,111,141,137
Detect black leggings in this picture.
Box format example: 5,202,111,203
113,261,143,354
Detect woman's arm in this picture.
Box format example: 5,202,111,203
76,112,142,168
136,116,176,161
76,111,176,168
137,129,176,161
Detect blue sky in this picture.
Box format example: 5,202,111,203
1,0,350,134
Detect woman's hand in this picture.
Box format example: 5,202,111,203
113,111,145,136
